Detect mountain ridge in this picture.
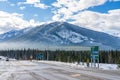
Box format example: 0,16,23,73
0,22,119,50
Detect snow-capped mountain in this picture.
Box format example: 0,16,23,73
0,27,32,41
0,22,120,50
112,33,120,38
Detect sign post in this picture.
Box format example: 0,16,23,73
91,46,99,68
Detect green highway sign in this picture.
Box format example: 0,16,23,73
91,46,99,68
91,46,99,55
91,46,99,51
91,55,99,59
91,46,99,59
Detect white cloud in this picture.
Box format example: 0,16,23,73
0,11,41,34
52,0,107,21
70,9,120,33
109,0,120,2
34,2,49,9
52,0,120,36
10,3,15,6
12,13,24,17
20,6,26,10
52,0,107,13
29,19,37,26
18,0,49,9
52,14,63,21
26,0,39,4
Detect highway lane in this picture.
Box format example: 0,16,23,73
0,61,120,80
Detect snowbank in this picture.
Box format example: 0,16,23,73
36,60,119,70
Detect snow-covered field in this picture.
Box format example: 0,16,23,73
0,57,120,80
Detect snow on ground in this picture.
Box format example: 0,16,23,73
0,55,119,71
99,63,118,70
0,60,49,80
0,55,119,70
0,56,16,61
0,56,6,60
0,60,120,80
37,60,119,70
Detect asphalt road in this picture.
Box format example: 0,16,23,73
0,61,120,80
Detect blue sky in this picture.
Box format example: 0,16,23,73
0,0,120,36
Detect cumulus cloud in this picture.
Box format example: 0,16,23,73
0,11,41,34
52,0,107,11
52,0,107,21
70,9,120,32
18,0,49,9
52,0,120,36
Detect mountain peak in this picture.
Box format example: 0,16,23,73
0,22,120,50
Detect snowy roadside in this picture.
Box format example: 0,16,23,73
0,55,119,70
35,60,119,70
0,60,119,80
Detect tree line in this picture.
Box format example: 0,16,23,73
0,49,120,64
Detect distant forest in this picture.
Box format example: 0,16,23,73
0,49,120,64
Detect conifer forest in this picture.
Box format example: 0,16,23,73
0,49,120,64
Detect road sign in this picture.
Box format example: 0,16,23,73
91,46,99,55
91,46,99,68
37,53,43,60
91,55,99,59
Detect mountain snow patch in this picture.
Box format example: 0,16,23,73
57,29,88,43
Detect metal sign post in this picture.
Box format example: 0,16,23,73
91,46,99,68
